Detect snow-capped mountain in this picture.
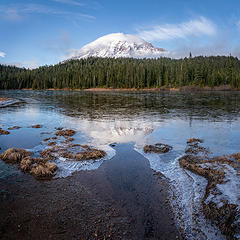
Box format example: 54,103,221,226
66,33,167,59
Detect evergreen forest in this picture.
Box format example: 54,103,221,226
0,56,239,90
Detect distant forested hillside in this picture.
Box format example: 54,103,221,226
0,56,240,90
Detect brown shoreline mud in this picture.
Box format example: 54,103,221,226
0,143,180,240
21,84,240,92
0,97,11,101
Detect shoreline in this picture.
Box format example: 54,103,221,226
19,85,239,92
0,97,11,101
0,143,180,239
0,98,21,108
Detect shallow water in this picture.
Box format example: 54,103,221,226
1,90,240,239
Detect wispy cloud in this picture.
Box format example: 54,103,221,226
23,4,95,20
0,51,6,58
137,17,216,42
52,0,85,7
0,3,95,22
4,8,22,22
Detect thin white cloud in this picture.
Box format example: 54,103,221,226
137,17,216,42
52,0,85,7
4,8,22,21
23,4,95,19
0,51,6,58
0,3,95,22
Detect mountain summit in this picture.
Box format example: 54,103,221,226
67,33,167,59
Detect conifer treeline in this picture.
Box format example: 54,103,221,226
0,56,240,90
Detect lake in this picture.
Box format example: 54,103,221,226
0,90,240,240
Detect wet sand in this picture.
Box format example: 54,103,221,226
0,143,180,240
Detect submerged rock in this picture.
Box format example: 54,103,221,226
143,143,172,154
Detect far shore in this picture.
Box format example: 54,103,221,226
0,97,11,102
20,85,240,92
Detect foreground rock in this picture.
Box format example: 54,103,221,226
61,147,106,161
20,156,58,179
185,138,209,155
0,128,10,135
143,143,172,153
179,139,240,239
0,148,31,163
0,148,58,179
40,144,106,162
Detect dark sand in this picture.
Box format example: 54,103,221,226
0,143,180,240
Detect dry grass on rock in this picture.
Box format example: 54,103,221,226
1,147,58,179
0,148,32,163
143,143,172,154
8,126,21,130
20,156,58,179
0,129,10,135
29,162,58,179
179,139,240,239
61,146,106,161
32,124,42,128
55,129,76,137
187,138,204,144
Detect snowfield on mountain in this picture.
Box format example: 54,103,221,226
66,33,167,59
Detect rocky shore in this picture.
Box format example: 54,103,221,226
0,143,180,240
179,139,240,240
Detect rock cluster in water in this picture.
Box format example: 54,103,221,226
143,143,172,153
0,128,107,180
0,127,10,135
0,148,58,179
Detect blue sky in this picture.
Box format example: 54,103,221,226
1,0,240,68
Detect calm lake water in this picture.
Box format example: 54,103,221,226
1,90,240,239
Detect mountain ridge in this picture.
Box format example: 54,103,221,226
66,33,167,59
